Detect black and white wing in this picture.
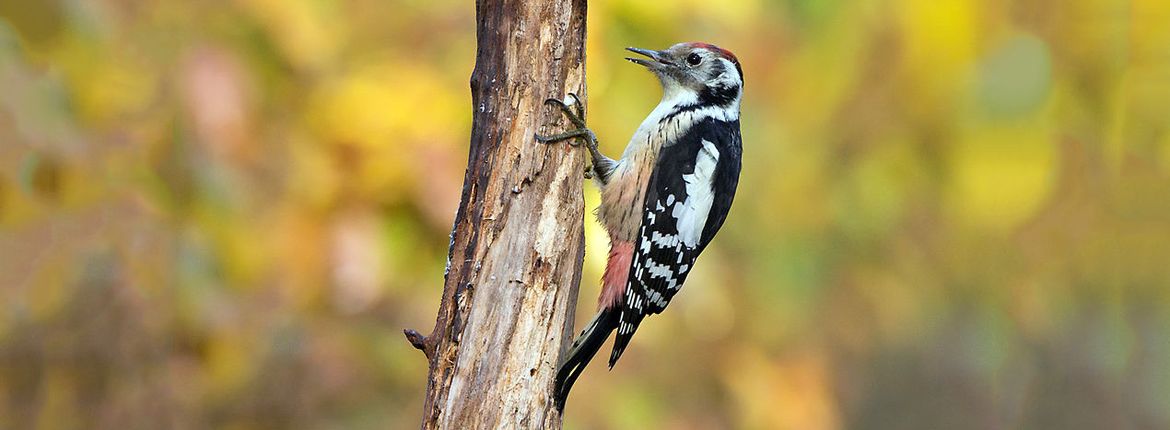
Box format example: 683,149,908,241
608,117,742,366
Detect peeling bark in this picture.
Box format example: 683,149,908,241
405,0,588,428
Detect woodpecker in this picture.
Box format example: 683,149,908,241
536,42,743,410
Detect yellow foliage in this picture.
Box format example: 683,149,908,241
946,117,1057,231
240,0,341,71
898,0,980,112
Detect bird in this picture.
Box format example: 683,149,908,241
535,42,744,411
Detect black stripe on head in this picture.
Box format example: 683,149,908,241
699,82,739,107
699,60,740,107
663,82,741,121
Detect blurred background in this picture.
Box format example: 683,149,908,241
1,0,1168,428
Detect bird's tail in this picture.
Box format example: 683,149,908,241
554,307,619,412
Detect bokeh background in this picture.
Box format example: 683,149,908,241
1,0,1169,428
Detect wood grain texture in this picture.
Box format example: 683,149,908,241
409,0,588,428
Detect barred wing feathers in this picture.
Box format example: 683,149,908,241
608,117,742,366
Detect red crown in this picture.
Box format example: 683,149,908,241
685,42,739,67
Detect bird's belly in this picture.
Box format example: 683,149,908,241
597,147,657,243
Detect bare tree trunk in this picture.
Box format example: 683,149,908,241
404,0,587,428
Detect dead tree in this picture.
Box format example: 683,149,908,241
404,0,588,428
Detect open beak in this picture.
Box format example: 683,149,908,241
625,47,673,70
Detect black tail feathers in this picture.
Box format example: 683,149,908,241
607,312,644,368
554,308,619,412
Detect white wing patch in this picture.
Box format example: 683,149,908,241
672,139,720,248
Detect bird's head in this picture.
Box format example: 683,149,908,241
626,42,743,109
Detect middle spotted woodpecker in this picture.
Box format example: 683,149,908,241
536,42,744,410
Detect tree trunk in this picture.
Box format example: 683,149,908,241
404,0,588,428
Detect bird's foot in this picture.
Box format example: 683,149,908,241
534,93,598,149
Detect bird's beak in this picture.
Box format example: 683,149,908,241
625,47,673,70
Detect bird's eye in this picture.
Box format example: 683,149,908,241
686,53,702,66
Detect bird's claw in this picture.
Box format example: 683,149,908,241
544,93,586,121
536,93,596,148
535,132,584,146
